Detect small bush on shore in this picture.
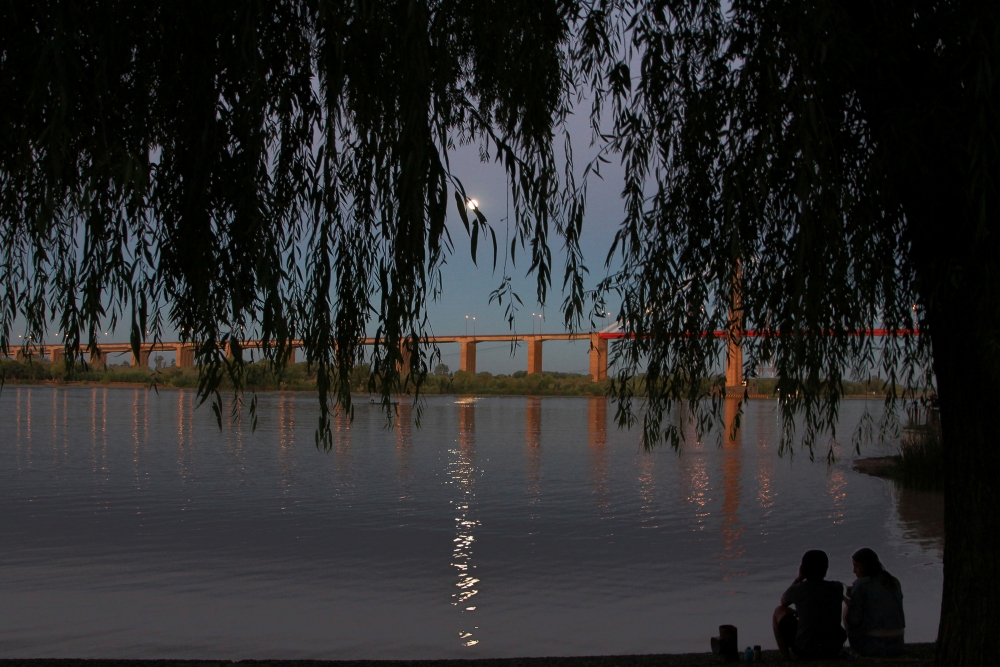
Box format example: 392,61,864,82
896,409,944,491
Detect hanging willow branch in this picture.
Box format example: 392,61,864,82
0,0,597,446
0,0,984,458
5,3,999,663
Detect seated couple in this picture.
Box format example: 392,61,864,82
773,548,905,660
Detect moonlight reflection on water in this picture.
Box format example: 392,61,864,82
0,388,942,659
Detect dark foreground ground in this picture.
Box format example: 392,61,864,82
0,644,936,667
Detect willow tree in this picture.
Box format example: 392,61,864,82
1,1,996,664
596,3,999,664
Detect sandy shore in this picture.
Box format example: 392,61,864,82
0,643,937,666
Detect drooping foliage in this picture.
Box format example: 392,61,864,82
0,0,588,439
595,1,948,452
3,1,999,663
4,0,982,453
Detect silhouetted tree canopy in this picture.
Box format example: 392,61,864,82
2,3,998,663
1,0,586,431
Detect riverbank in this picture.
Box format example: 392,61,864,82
0,379,891,400
0,357,899,399
853,423,944,492
854,456,902,478
0,644,938,666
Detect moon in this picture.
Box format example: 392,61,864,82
466,198,479,210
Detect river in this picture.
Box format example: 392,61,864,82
0,387,943,659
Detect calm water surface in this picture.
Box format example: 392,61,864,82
0,388,942,659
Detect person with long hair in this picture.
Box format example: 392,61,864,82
845,548,905,656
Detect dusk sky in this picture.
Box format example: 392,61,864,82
426,111,627,374
24,110,632,375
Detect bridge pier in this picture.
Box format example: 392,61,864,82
527,338,543,374
459,338,477,374
725,265,744,395
131,349,150,368
589,333,608,382
49,346,64,363
88,349,106,370
725,336,743,393
398,340,412,375
176,345,194,368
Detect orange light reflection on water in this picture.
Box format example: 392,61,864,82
719,399,746,582
396,402,413,506
525,397,542,520
588,397,610,515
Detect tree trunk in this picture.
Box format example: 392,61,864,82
903,153,1000,664
926,300,1000,665
878,8,1000,657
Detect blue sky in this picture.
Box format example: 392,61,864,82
424,114,627,374
13,112,630,375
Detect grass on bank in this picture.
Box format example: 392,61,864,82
853,407,944,492
2,357,901,399
894,411,945,491
0,358,607,395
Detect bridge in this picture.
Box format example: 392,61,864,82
7,327,913,388
7,332,615,382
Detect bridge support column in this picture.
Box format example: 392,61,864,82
398,340,412,375
725,266,743,395
725,336,743,393
49,346,65,363
287,347,296,365
527,338,543,374
88,349,106,370
131,349,150,368
176,345,194,368
459,338,477,374
589,333,607,382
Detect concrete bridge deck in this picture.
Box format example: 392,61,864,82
6,332,611,382
6,328,913,386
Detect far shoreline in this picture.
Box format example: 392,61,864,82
0,377,893,401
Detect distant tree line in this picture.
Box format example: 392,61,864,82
1,358,902,399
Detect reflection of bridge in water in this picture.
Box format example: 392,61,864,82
9,386,944,648
18,384,943,589
270,394,942,561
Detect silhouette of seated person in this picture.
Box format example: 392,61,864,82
773,549,847,660
844,548,905,657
